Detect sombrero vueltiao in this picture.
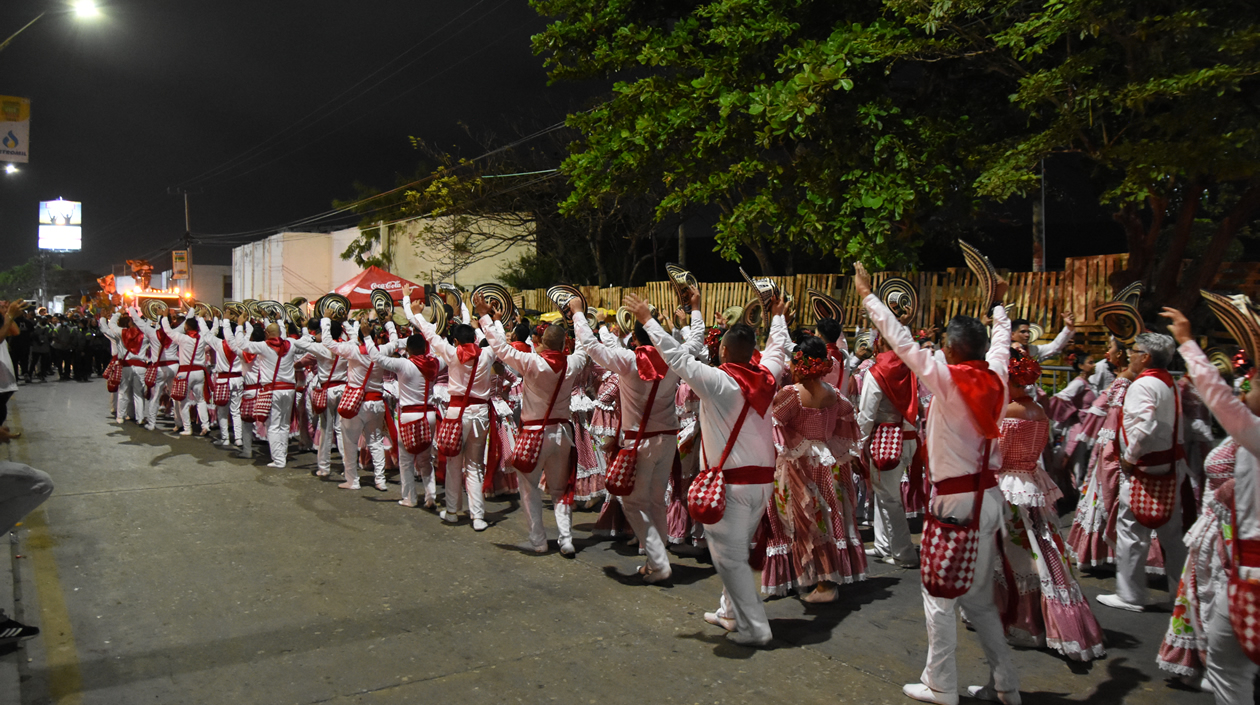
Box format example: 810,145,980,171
370,289,394,318
1202,290,1260,368
615,306,634,335
855,329,876,353
876,276,918,321
807,288,844,325
1206,347,1234,378
1027,323,1045,345
315,293,352,322
665,263,700,313
546,284,587,323
472,283,516,324
284,302,307,326
739,297,765,328
959,239,1000,307
141,298,169,322
740,267,780,314
1095,282,1145,347
259,301,286,322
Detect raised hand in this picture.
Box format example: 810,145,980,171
624,293,652,325
853,262,873,299
1159,307,1193,345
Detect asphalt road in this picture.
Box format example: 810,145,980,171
0,379,1216,704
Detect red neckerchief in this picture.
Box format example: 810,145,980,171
750,349,762,366
539,349,567,374
409,354,439,381
456,343,480,363
718,361,776,416
634,346,668,382
186,329,200,341
509,341,531,353
265,338,291,356
868,350,918,423
358,343,368,355
121,327,144,354
242,351,258,365
825,343,844,364
220,339,236,366
948,359,1005,439
1138,368,1175,387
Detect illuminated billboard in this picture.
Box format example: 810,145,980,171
38,199,82,251
0,96,30,164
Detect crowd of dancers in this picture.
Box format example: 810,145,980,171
80,254,1260,705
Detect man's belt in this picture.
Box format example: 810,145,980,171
522,417,570,429
178,365,205,374
1135,444,1186,468
124,359,148,367
933,468,998,496
400,404,436,414
724,465,775,485
216,372,241,379
265,382,297,392
243,383,261,391
620,428,679,441
364,391,384,402
156,360,178,367
448,395,488,408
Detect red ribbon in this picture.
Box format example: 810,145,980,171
409,354,439,381
456,343,480,363
121,327,144,354
719,362,776,416
265,338,292,355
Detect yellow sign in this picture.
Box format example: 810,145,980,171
0,96,30,164
172,250,189,280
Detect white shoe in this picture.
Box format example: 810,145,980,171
865,547,885,557
1096,594,1145,612
965,685,1021,705
266,461,285,469
902,683,958,705
338,481,360,490
472,518,488,531
234,439,243,447
374,481,387,492
440,510,459,523
398,498,417,508
725,631,771,647
143,423,156,431
559,539,575,555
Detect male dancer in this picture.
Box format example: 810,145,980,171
134,310,179,431
301,318,348,477
161,313,211,436
856,262,1020,705
1012,313,1075,362
201,317,244,447
99,309,122,419
633,290,788,647
858,335,920,568
235,312,317,468
368,329,439,508
322,317,394,490
573,292,704,580
478,296,587,552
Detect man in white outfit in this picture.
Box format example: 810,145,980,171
1012,313,1075,362
1097,331,1189,612
302,319,348,476
573,293,705,581
857,338,920,568
234,313,319,468
479,297,587,552
368,330,439,508
201,318,244,447
134,311,180,431
635,291,788,647
99,311,122,418
322,318,394,490
857,262,1020,705
405,288,497,528
161,313,211,436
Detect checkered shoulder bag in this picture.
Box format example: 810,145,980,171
686,399,751,525
1117,392,1182,529
337,361,374,420
400,409,434,454
435,355,481,456
144,362,159,389
869,422,904,472
212,377,232,406
920,440,989,599
170,339,200,402
606,376,662,497
1230,531,1260,665
240,392,257,422
510,365,568,473
252,354,284,421
105,358,122,392
310,354,338,414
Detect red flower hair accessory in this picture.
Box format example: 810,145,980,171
1008,351,1042,387
1234,351,1252,372
791,350,833,380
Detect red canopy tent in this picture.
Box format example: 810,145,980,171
333,266,425,309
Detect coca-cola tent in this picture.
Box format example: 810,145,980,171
333,266,424,309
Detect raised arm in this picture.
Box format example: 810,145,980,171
985,303,1012,391
760,314,790,379
864,294,951,397
1181,339,1260,453
573,312,634,377
1032,314,1075,361
680,310,707,359
160,314,189,344
479,315,536,374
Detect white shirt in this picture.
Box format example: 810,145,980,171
199,319,241,375
863,294,1010,482
315,319,352,384
1120,373,1183,474
161,316,211,368
481,315,587,424
132,311,177,364
856,372,914,446
645,314,789,473
235,323,314,386
405,301,496,413
99,316,121,357
368,339,433,418
324,321,392,394
1028,324,1073,361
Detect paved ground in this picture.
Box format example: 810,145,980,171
0,379,1215,704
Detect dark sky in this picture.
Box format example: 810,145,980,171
0,0,596,275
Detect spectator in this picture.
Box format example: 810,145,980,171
0,426,53,646
51,316,73,381
9,309,31,384
29,318,52,383
0,301,18,426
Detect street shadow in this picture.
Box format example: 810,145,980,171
1020,657,1149,704
484,499,521,525
600,562,713,587
767,576,899,648
674,630,760,659
1099,627,1140,650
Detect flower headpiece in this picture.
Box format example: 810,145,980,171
704,327,723,361
915,329,932,344
533,323,548,338
1008,349,1042,387
792,350,834,380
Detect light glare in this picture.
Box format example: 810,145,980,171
3,164,17,174
74,1,100,18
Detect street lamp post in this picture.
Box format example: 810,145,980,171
0,2,100,54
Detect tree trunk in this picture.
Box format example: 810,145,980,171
1150,185,1202,308
1171,185,1260,313
747,239,777,276
1109,203,1147,291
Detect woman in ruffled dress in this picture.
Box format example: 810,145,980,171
760,337,863,602
1052,352,1104,488
570,362,608,505
996,349,1106,661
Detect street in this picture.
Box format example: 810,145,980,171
1,379,1213,704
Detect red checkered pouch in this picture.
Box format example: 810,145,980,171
686,399,751,525
212,379,231,406
869,422,904,472
920,440,990,599
311,354,338,414
337,362,374,419
105,358,122,392
252,354,284,421
144,362,159,389
606,376,662,497
170,376,188,401
436,355,481,456
241,393,257,422
400,414,433,454
1118,391,1182,529
1230,536,1260,665
510,365,568,474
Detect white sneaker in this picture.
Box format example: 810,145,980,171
398,498,417,508
266,461,285,469
558,539,575,556
472,519,488,531
234,439,243,447
902,683,958,705
965,685,1021,705
179,430,193,436
440,510,459,524
143,422,156,431
1096,593,1145,612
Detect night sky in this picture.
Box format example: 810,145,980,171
0,0,596,275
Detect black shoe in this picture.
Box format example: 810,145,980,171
0,617,39,645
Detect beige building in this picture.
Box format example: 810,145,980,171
231,217,532,303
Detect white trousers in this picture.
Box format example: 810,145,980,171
118,365,146,422
517,422,574,548
1205,587,1259,705
921,488,1019,697
708,482,774,641
1115,473,1187,606
341,401,385,486
178,370,209,432
618,434,675,573
240,393,256,457
316,386,345,473
215,378,244,443
146,365,176,427
266,390,296,466
398,411,437,504
872,438,917,563
446,407,490,519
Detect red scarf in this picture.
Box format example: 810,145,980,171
539,350,567,373
121,327,144,354
157,327,173,350
750,349,762,366
409,354,439,381
456,343,480,363
719,361,776,416
868,350,918,423
948,359,1005,439
220,339,236,366
826,343,844,365
509,341,531,353
265,338,291,356
634,346,668,381
1138,368,1175,387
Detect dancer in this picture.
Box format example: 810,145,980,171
322,316,394,490
161,313,211,437
1012,313,1075,362
202,318,244,447
234,312,317,468
134,310,179,431
368,331,438,508
858,336,921,567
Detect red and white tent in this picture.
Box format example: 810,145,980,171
333,266,424,309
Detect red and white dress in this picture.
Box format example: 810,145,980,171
1067,377,1131,567
995,417,1106,661
760,384,864,596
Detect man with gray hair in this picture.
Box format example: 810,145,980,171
1097,331,1189,612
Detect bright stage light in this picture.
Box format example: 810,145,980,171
74,1,100,18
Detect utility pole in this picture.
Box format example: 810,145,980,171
677,223,686,268
168,187,200,297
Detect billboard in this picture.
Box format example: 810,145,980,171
172,250,189,279
38,199,82,252
0,96,30,164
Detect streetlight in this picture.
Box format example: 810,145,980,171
0,2,101,54
4,164,17,175
74,1,100,18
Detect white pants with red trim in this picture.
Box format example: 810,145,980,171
920,488,1019,697
215,377,243,443
445,405,489,518
1205,587,1259,705
399,411,437,505
872,438,917,563
707,482,774,641
266,390,296,466
619,434,675,573
1115,472,1187,606
315,386,345,473
178,370,209,432
517,422,574,548
341,401,385,486
146,365,176,426
118,366,146,422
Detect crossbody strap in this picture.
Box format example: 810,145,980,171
451,354,481,425
322,353,339,389
968,439,992,530
183,337,201,381
708,399,752,474
626,376,663,453
536,364,568,425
